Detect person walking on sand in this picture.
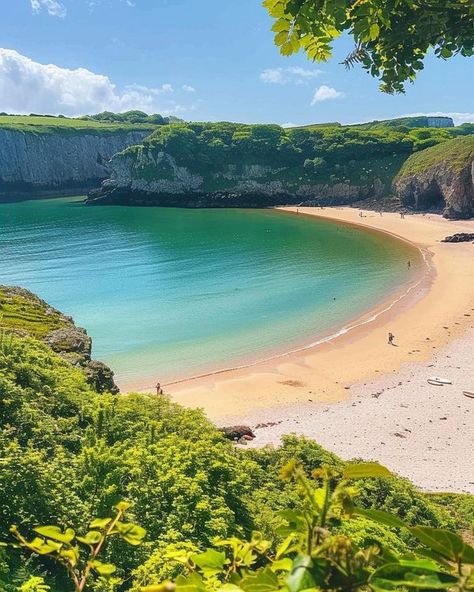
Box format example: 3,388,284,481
155,381,163,395
407,260,411,269
388,332,395,346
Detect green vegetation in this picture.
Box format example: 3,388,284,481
80,111,183,126
119,121,474,194
395,135,474,180
8,464,474,592
0,114,156,136
0,287,70,339
1,304,473,591
264,0,473,93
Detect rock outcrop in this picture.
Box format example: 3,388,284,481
0,128,150,197
441,233,474,243
0,286,118,393
220,425,256,443
87,150,381,208
394,136,474,219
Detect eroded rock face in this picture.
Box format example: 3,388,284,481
87,151,379,207
394,139,474,219
0,129,150,196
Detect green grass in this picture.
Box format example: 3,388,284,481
0,287,69,338
0,115,156,136
396,135,474,179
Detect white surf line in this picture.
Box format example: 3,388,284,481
161,242,432,389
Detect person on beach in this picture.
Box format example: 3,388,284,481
388,332,395,345
155,382,163,395
407,260,411,269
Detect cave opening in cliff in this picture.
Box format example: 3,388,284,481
416,182,445,211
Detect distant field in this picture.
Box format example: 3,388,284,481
0,115,156,135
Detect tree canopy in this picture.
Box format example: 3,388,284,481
263,0,474,93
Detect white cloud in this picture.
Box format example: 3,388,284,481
0,48,189,116
311,85,344,104
31,0,66,18
260,68,285,84
260,66,323,85
287,67,323,79
182,84,196,93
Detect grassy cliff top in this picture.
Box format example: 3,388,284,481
0,285,71,338
0,114,156,135
396,135,474,179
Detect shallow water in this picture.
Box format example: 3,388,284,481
0,197,418,386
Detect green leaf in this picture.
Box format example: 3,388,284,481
369,23,380,41
92,560,117,577
369,561,458,591
59,546,79,567
34,526,75,544
90,518,112,529
114,521,146,545
76,530,102,546
410,527,465,562
114,501,131,512
190,549,227,577
239,566,279,592
286,555,316,592
271,558,293,572
353,507,407,529
275,534,297,559
175,573,206,592
274,31,289,45
26,537,62,555
343,462,392,480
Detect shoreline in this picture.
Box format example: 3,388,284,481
133,208,473,416
123,214,427,391
130,207,474,490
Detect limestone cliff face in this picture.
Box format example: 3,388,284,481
0,129,150,195
394,136,474,219
87,149,378,207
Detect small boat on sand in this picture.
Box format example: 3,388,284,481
427,377,452,386
463,390,474,399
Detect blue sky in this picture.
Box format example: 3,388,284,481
1,0,473,125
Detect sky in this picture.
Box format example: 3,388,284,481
1,0,473,126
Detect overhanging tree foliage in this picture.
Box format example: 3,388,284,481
263,0,474,93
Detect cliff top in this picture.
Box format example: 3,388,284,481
0,114,156,136
396,135,474,180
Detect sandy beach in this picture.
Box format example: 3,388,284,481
141,207,474,491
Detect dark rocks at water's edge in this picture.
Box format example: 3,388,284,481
86,186,376,209
0,286,119,394
441,233,474,243
220,425,256,444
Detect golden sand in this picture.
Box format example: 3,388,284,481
150,208,474,423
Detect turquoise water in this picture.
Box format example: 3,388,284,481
0,197,417,387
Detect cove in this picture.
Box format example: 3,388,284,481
0,197,419,388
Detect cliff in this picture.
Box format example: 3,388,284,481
0,285,118,393
394,136,474,219
86,122,410,207
0,124,151,197
87,153,377,207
